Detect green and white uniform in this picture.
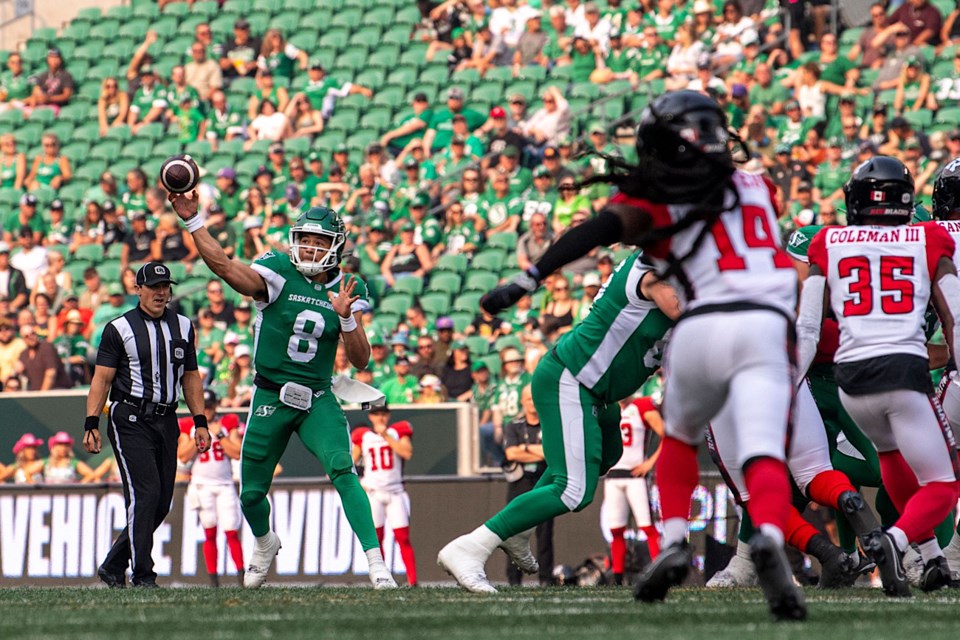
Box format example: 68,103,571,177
485,253,674,538
240,250,379,549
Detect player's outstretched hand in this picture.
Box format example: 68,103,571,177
168,190,199,221
480,270,539,315
328,276,360,318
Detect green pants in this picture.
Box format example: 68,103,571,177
239,386,379,550
486,352,623,540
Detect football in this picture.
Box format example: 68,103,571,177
159,154,200,194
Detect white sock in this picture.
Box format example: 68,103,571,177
947,533,960,553
365,548,386,568
887,526,909,553
759,523,785,547
735,539,752,560
470,525,505,555
661,517,688,547
918,537,944,563
256,533,274,545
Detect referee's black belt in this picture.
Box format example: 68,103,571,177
253,373,283,392
111,391,177,416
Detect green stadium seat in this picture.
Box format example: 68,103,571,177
427,272,462,295
453,292,482,312
89,21,121,41
391,277,424,297
61,23,91,43
465,335,490,357
98,261,122,282
105,242,125,260
132,2,160,19
0,109,23,127
64,261,94,282
379,293,414,316
463,271,500,292
935,106,960,126
135,123,165,142
192,0,220,17
449,312,472,333
75,7,103,22
494,335,523,354
74,244,104,264
354,69,385,90
903,110,933,130
470,250,506,273
161,1,190,17
435,253,468,273
382,27,412,46
486,232,518,252
331,9,363,29
105,125,133,143
419,293,451,317
481,353,502,374
90,141,123,162
121,140,153,162
359,108,392,131
106,4,133,20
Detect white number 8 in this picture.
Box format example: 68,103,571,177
287,309,326,363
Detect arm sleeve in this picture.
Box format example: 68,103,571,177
96,323,124,368
796,274,826,379
634,397,656,414
533,208,624,279
923,222,956,279
178,417,195,435
183,322,199,372
391,420,413,439
351,427,371,447
806,228,829,276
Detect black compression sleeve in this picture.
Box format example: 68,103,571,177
534,209,624,278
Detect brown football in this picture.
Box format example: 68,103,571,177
159,154,200,194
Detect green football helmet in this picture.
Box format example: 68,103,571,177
289,206,346,276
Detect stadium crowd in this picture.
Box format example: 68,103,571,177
0,0,959,420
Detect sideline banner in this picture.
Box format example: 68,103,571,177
0,476,738,586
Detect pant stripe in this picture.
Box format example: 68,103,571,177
558,368,587,511
110,402,136,573
238,384,258,507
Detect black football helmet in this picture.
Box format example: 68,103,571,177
635,90,734,202
843,156,914,226
933,157,960,220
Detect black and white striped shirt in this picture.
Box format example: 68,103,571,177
96,306,198,405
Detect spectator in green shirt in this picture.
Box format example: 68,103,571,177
214,167,243,219
812,137,850,206
494,146,533,196
748,63,790,115
201,90,243,148
380,93,434,157
0,52,31,107
421,88,487,155
126,66,167,135
299,62,372,120
565,36,598,83
380,356,420,404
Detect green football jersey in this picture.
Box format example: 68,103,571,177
497,373,531,422
553,252,674,404
250,251,369,389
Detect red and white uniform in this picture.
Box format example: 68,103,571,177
935,220,960,431
809,222,960,487
352,422,413,529
183,415,242,530
613,170,799,468
602,397,655,528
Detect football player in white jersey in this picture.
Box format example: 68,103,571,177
798,156,960,595
482,91,805,620
351,404,417,586
602,390,663,586
178,390,244,587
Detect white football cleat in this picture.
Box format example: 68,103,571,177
499,530,539,575
903,545,924,587
943,538,960,582
437,535,497,593
368,561,399,589
244,532,281,589
705,553,758,588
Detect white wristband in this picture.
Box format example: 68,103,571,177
339,313,358,333
183,214,204,233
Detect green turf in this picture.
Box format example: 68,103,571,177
1,587,959,640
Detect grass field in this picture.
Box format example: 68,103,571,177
2,586,960,640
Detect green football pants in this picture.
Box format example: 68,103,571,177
486,352,623,540
239,386,379,550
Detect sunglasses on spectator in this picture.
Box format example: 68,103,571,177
559,184,576,190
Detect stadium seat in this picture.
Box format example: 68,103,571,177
379,293,414,316
465,335,490,357
391,277,424,297
426,272,462,296
494,335,523,354
453,292,482,312
449,312,472,334
74,245,104,264
463,271,500,293
419,293,451,317
470,250,507,273
435,254,469,273
486,232,518,252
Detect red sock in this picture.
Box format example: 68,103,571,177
640,526,660,560
393,527,417,586
895,481,960,543
656,437,700,521
610,527,627,573
203,527,218,575
743,457,791,534
784,505,818,553
225,530,243,571
376,526,385,557
806,469,857,509
878,451,920,513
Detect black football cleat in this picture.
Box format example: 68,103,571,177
808,535,859,590
863,531,912,598
632,541,691,603
97,566,126,589
837,490,881,544
749,532,807,622
920,556,952,593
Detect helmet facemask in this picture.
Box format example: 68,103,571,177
289,226,344,276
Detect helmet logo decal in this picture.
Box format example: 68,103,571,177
870,190,885,201
678,127,699,143
902,193,911,203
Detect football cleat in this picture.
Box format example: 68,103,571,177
97,565,126,589
499,530,539,575
903,545,924,587
863,531,911,598
943,539,960,582
437,536,497,594
817,549,860,590
920,556,953,592
837,490,881,545
633,541,691,602
369,564,399,590
705,554,758,588
749,533,807,622
836,552,876,588
244,532,282,589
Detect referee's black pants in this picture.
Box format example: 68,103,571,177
101,401,179,585
505,472,555,586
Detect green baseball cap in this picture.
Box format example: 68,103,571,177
502,145,520,158
404,157,419,169
107,283,124,296
368,218,385,231
533,166,551,177
451,340,468,350
411,192,430,208
588,122,606,135
399,220,415,232
333,143,348,153
775,143,792,155
308,151,322,162
369,334,385,346
471,360,489,372
826,136,842,147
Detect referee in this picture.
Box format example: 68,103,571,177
83,261,210,588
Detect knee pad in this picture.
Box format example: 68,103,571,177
239,489,265,510
326,451,356,480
